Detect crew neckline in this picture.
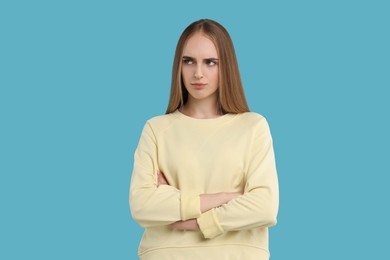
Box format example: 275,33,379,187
173,109,236,126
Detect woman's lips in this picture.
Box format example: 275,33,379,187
192,83,206,89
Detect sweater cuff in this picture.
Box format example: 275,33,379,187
180,193,201,220
197,209,224,239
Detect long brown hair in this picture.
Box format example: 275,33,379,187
165,19,250,114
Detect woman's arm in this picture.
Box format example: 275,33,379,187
130,122,201,227
196,117,279,239
168,192,242,231
158,170,241,213
130,122,240,228
157,171,241,231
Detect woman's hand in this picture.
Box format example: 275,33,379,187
168,193,241,232
169,219,199,231
157,171,241,211
200,192,241,213
157,170,169,187
157,170,242,231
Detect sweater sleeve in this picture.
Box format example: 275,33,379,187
197,117,279,239
129,121,201,228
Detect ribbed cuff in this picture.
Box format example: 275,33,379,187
197,209,224,239
180,193,201,220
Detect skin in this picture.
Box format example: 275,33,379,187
180,32,221,118
157,33,241,231
158,171,241,230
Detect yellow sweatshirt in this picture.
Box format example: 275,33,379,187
129,109,279,260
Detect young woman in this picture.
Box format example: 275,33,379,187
130,19,279,260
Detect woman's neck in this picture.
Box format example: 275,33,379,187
180,98,222,119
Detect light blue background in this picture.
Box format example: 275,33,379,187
1,0,389,259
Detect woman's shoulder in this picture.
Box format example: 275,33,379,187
235,112,273,138
144,111,179,130
237,111,268,124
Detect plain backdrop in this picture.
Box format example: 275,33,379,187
1,0,389,259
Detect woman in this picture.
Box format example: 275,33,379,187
130,19,279,260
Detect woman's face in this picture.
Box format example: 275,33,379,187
181,33,219,103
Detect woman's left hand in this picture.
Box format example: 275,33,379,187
169,219,199,231
157,170,169,187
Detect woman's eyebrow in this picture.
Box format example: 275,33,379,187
182,56,219,60
205,58,219,61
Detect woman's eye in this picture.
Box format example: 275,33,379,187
206,60,217,66
183,59,193,65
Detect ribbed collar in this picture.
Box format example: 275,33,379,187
171,109,237,127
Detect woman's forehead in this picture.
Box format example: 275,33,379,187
182,33,218,58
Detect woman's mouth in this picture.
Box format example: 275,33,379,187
192,83,206,89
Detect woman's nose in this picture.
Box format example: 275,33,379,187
194,65,203,79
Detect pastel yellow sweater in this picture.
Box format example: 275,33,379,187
130,109,279,260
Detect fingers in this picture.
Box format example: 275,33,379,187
234,191,243,197
222,192,242,204
157,170,169,186
169,221,181,230
231,192,242,200
169,219,199,231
